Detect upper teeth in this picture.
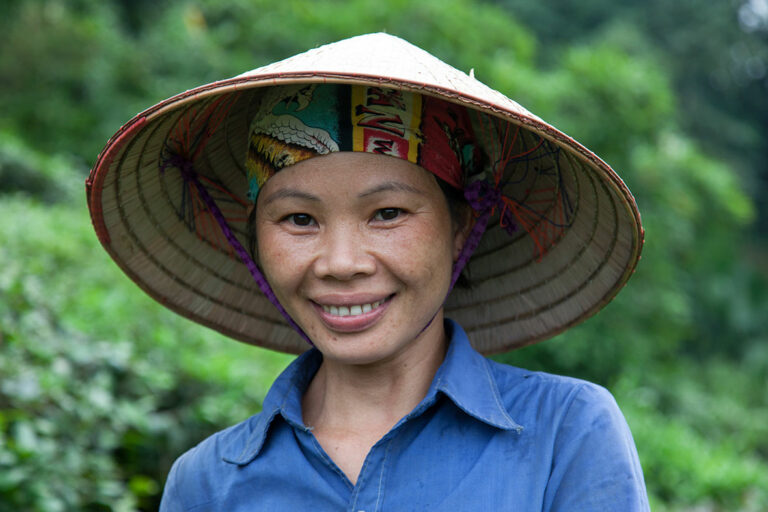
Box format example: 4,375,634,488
322,301,382,317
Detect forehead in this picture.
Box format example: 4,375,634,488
258,152,441,200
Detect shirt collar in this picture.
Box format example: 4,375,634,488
221,349,321,465
429,319,523,432
223,319,522,466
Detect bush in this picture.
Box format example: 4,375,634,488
614,364,768,511
0,196,291,510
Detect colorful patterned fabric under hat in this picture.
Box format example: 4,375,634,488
245,83,482,202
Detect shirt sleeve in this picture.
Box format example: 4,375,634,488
544,383,650,512
159,455,185,512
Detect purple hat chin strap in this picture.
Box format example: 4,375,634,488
449,178,513,292
162,156,314,347
413,208,490,341
417,186,495,339
449,210,490,292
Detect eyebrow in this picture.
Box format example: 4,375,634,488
358,181,426,198
260,188,321,206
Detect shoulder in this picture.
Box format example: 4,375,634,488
485,358,619,424
159,411,268,511
485,359,638,460
483,359,649,510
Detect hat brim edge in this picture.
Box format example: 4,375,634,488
87,71,644,354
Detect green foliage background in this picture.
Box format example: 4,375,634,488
1,0,767,510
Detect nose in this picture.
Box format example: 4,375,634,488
313,222,376,280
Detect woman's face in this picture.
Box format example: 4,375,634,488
255,152,467,366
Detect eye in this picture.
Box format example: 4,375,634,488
284,213,315,227
373,208,402,221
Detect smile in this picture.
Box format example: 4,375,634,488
312,295,393,333
321,300,384,317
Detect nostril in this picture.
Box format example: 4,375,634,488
314,237,376,280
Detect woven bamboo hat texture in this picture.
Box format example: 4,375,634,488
87,33,643,355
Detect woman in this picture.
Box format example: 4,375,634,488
88,34,648,510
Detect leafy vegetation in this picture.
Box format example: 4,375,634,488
1,0,766,509
0,193,290,510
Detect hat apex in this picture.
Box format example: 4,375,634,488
236,32,539,123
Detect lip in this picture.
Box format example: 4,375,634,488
311,294,393,333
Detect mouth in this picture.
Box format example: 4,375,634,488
312,295,393,332
320,299,386,317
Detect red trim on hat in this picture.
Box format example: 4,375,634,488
86,117,148,246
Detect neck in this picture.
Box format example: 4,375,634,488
301,318,448,435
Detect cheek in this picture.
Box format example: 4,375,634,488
387,218,455,284
254,225,301,291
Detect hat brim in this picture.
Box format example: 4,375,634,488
87,33,643,354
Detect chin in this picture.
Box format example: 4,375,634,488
308,317,444,368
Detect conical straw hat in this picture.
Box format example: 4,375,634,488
87,33,643,354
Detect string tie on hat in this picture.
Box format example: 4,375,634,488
160,147,314,347
463,179,518,236
160,152,196,182
448,177,519,291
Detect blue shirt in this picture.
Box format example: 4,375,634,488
160,320,649,511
